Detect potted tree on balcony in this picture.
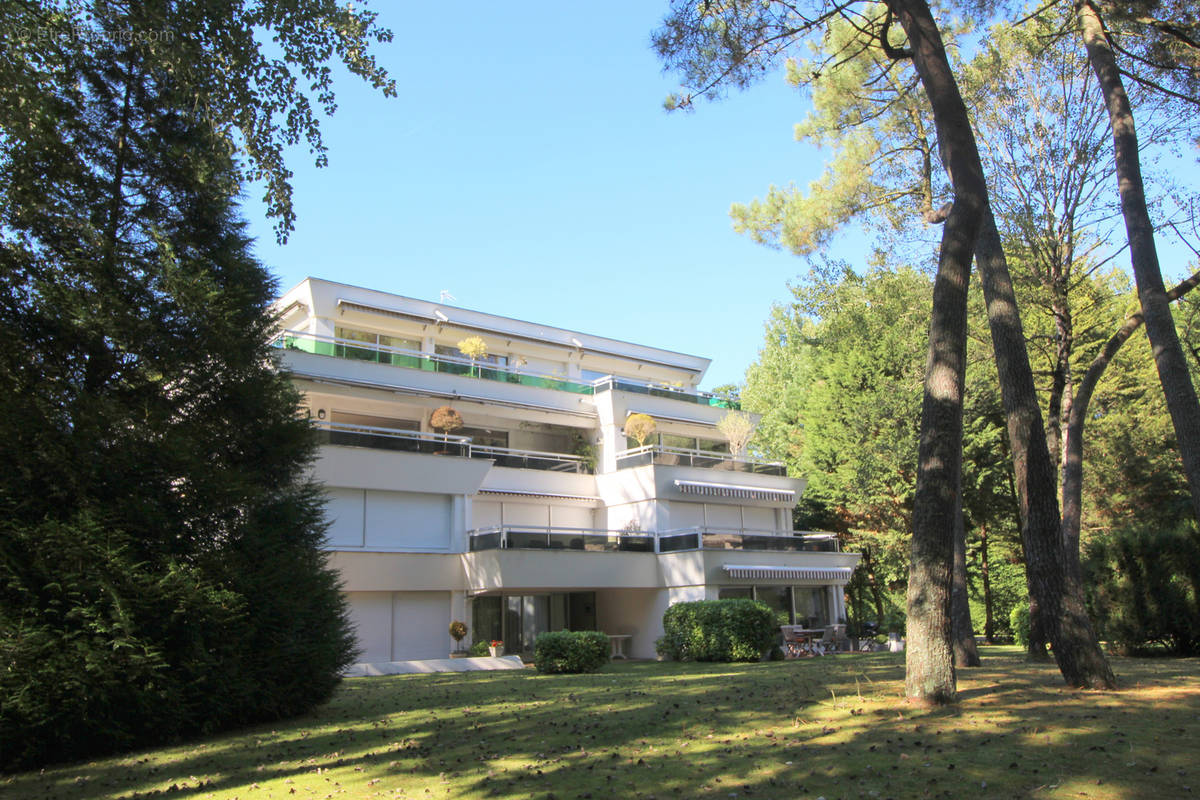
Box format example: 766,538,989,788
457,335,488,378
717,411,755,471
449,620,469,657
430,406,464,455
624,413,658,465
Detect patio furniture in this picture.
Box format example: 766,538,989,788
607,634,632,660
781,626,824,658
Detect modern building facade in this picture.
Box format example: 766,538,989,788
272,278,860,661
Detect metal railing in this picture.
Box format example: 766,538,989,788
314,422,591,473
614,445,786,476
592,376,740,410
468,526,656,552
273,330,595,394
467,526,840,554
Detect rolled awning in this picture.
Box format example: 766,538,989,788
723,565,854,582
674,479,794,503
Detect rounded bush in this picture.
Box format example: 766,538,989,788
533,631,610,673
656,599,776,662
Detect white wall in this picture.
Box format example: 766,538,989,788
325,489,452,550
344,590,452,662
594,589,672,659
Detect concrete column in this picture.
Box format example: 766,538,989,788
450,495,467,552
450,590,468,650
312,316,335,338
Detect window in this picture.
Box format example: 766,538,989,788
718,587,753,600
458,426,508,449
435,344,508,367
334,326,421,366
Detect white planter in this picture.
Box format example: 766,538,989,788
488,645,504,657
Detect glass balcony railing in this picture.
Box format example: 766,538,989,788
614,445,786,476
314,422,592,473
468,527,656,552
592,377,740,410
272,331,595,395
657,529,840,553
467,527,840,553
272,331,739,407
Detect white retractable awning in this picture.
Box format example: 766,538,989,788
723,565,854,582
674,479,794,503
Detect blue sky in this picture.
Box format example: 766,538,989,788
245,2,839,390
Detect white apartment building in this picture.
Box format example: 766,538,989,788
272,278,860,661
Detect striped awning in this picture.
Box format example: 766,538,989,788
674,479,794,503
477,488,600,503
723,565,854,582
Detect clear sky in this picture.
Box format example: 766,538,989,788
245,2,840,390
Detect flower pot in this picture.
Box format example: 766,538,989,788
488,645,504,657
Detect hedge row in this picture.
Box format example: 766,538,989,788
655,599,776,662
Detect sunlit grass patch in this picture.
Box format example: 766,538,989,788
3,647,1199,799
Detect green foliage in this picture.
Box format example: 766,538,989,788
533,631,610,674
1010,604,1031,649
457,336,488,361
0,4,373,767
468,641,490,657
656,600,777,662
1085,523,1200,655
431,406,464,434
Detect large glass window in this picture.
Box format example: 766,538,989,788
435,344,508,367
757,586,794,626
718,587,754,600
334,326,420,364
458,426,508,449
473,592,596,654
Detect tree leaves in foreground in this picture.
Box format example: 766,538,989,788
0,1,391,769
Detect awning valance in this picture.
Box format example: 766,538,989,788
674,479,794,503
723,565,854,582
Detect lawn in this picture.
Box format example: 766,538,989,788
4,647,1199,800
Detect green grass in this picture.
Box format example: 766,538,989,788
5,647,1199,799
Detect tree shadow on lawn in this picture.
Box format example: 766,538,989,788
5,651,1199,800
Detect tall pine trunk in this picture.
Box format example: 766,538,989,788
975,218,1115,687
952,494,981,666
1076,0,1200,525
887,0,987,705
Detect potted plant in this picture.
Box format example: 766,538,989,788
624,413,656,450
449,620,468,657
717,411,755,470
430,406,463,454
457,335,488,378
488,639,504,657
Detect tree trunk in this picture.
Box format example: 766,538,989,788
888,0,986,706
862,545,888,626
1077,0,1200,525
952,494,981,666
980,524,995,643
975,217,1114,686
1062,269,1200,583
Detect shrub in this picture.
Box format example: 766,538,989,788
656,599,776,662
468,640,490,657
1010,603,1031,648
534,631,610,674
1085,522,1200,655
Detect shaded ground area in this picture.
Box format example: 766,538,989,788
4,647,1198,799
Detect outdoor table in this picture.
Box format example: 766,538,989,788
607,634,632,659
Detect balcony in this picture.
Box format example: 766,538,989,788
657,529,840,553
593,376,740,410
468,526,656,552
274,330,595,395
314,422,592,473
272,331,740,408
467,526,838,554
614,445,786,476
